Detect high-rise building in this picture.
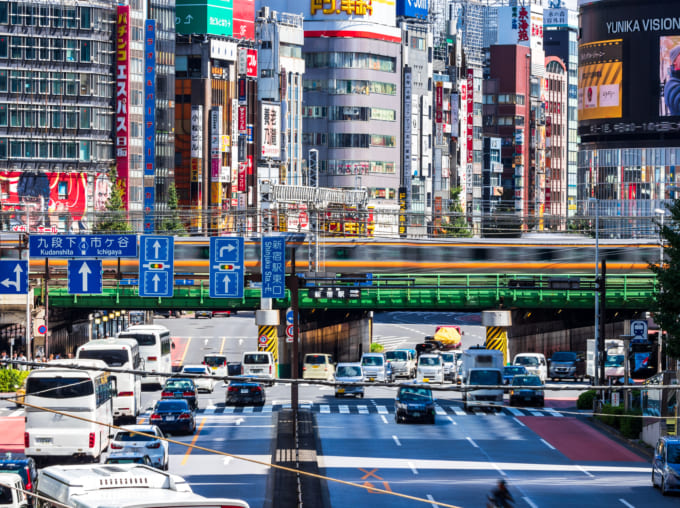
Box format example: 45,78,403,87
544,56,568,227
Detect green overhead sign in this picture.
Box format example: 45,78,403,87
175,0,233,37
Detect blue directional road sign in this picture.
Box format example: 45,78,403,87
261,236,286,299
67,259,103,295
0,260,28,295
209,237,244,298
29,234,137,258
139,235,174,297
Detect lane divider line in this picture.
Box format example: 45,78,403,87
466,437,478,448
577,465,595,478
426,494,438,508
408,461,418,475
392,435,401,447
513,417,526,427
181,417,206,465
523,497,539,508
380,415,388,424
446,416,456,425
619,499,635,508
540,438,556,450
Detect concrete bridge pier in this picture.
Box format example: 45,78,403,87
277,309,371,378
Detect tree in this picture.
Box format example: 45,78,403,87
93,169,133,233
439,187,472,237
649,200,680,359
159,184,186,234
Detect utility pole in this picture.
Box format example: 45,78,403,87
598,259,607,387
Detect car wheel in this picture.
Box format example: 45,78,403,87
428,415,435,425
359,392,364,399
652,469,657,488
334,393,339,398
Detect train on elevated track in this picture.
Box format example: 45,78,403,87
0,234,659,276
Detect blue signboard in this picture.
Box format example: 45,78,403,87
143,20,156,234
67,259,103,295
143,186,155,233
29,235,137,258
139,235,174,297
396,0,428,19
261,236,285,299
209,237,244,298
0,260,28,295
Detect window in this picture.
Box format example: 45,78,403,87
65,74,77,95
53,39,63,61
0,105,5,127
80,7,91,29
53,73,63,95
9,106,20,127
80,41,91,62
10,37,21,59
0,37,6,58
52,110,62,128
65,40,77,62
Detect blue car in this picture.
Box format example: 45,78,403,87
149,399,196,435
226,378,266,406
652,436,680,495
395,385,436,424
161,378,198,410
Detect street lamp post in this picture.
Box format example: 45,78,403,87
654,207,665,372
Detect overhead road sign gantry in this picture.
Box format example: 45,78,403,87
139,235,174,297
209,237,244,298
29,234,137,258
261,236,286,299
0,260,28,295
67,259,103,295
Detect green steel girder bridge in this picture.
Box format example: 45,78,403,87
44,273,657,312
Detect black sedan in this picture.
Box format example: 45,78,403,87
149,399,196,435
226,378,266,406
161,378,198,410
395,385,436,424
509,375,544,407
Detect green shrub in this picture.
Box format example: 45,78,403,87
0,369,30,392
620,409,643,439
596,403,625,429
369,343,384,353
577,390,596,409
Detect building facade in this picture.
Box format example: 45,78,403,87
544,56,568,226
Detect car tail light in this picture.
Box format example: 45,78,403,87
89,432,96,448
202,361,206,365
148,356,157,361
24,432,29,448
303,366,306,371
228,386,238,393
23,467,31,491
150,413,161,422
118,391,134,397
146,441,161,449
178,412,192,420
161,391,173,397
183,391,195,397
110,443,123,450
241,365,244,375
254,386,262,393
269,365,272,374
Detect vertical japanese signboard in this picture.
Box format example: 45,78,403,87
116,5,130,209
260,102,280,159
191,105,203,221
144,19,156,233
398,187,408,238
466,69,474,164
261,236,285,299
402,68,412,209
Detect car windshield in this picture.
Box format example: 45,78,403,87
107,457,146,464
118,332,156,346
164,380,194,391
398,388,433,402
385,351,407,361
115,431,156,442
305,355,328,365
441,354,454,362
244,354,270,364
419,356,441,366
26,377,94,398
515,356,539,366
156,400,189,411
362,356,383,366
668,443,680,463
469,370,502,385
204,356,226,367
504,366,526,375
78,349,129,367
551,352,577,362
605,355,624,367
336,366,361,377
512,376,542,387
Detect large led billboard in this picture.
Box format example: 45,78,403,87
579,0,680,141
176,0,233,37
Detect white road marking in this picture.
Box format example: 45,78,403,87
223,406,234,414
408,461,418,475
392,435,401,446
205,403,216,414
577,465,595,478
426,494,437,508
320,405,330,414
9,410,23,418
381,415,388,424
540,438,556,450
513,417,526,427
434,405,446,415
466,437,478,448
376,406,388,414
300,403,311,409
619,499,635,508
446,416,456,425
223,457,231,465
544,408,563,417
528,410,544,416
507,407,524,416
243,406,253,413
339,405,349,414
450,407,466,416
262,405,272,413
235,418,244,426
358,405,369,414
522,497,539,508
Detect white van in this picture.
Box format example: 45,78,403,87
416,354,444,384
513,353,548,382
118,325,172,388
76,338,142,423
302,354,335,381
0,473,29,508
241,352,276,385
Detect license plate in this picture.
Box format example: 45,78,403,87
240,389,249,394
423,378,430,382
36,437,52,444
313,365,319,368
164,415,175,421
251,369,262,373
369,377,375,382
173,392,182,398
412,412,420,417
337,388,345,394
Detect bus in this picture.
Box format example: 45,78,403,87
24,359,114,466
75,338,142,423
35,464,249,508
117,325,172,388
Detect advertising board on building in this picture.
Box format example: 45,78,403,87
398,187,407,238
191,105,203,158
396,0,428,20
466,69,473,164
210,39,237,61
116,5,130,208
450,92,459,138
403,68,412,208
176,0,233,37
143,19,156,232
233,0,255,40
238,48,258,77
305,0,396,27
260,102,281,159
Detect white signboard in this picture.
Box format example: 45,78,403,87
260,102,281,159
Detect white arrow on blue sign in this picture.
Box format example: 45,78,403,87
209,237,244,298
0,260,28,295
67,259,103,295
139,235,174,297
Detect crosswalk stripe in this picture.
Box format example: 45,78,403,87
205,405,216,414
243,406,253,413
544,408,563,417
434,405,446,416
223,406,235,414
506,407,524,416
376,405,388,414
339,405,349,414
357,405,369,414
262,405,272,413
449,406,466,416
528,410,544,416
320,405,330,414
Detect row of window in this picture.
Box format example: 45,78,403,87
0,70,114,100
0,3,96,29
304,52,396,73
0,139,92,160
303,78,397,96
304,133,397,148
323,160,396,175
484,94,526,105
0,104,111,131
0,36,109,64
302,106,396,122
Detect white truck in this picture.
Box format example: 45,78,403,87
587,339,627,384
459,348,504,411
